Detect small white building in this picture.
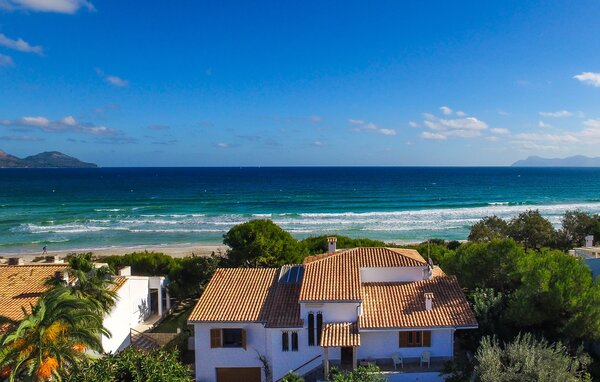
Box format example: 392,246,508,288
188,240,477,382
0,262,171,354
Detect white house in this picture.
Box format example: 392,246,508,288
189,238,477,382
0,261,171,354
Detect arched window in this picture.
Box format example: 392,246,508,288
308,312,315,346
316,312,323,346
282,331,289,351
291,332,299,351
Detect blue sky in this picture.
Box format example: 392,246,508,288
1,0,600,166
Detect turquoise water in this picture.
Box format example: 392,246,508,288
1,167,600,254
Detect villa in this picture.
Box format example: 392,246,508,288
0,258,171,353
189,238,477,382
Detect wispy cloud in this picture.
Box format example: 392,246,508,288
95,68,129,87
214,142,231,149
439,106,452,115
511,118,600,151
0,115,118,136
348,119,397,135
0,0,94,14
538,120,552,128
0,134,43,141
490,127,510,135
408,121,419,128
147,124,170,130
0,33,43,55
538,110,573,118
0,53,14,67
420,131,447,140
574,72,600,87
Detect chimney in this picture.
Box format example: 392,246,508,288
327,237,337,254
424,293,434,311
118,266,132,276
585,235,594,248
55,270,69,284
8,257,24,266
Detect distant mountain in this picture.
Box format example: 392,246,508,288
512,155,600,167
0,151,97,168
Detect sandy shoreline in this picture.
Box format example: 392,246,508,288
0,243,228,262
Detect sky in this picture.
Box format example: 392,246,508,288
1,1,600,166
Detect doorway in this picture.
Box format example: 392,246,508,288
341,346,354,367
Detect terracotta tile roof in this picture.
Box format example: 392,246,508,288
0,264,69,322
188,268,278,322
300,247,427,302
320,322,360,347
109,276,128,293
360,276,478,329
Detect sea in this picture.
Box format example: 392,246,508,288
1,167,600,255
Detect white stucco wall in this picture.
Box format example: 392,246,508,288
357,329,454,360
360,267,426,283
101,277,151,353
269,327,323,380
194,323,268,382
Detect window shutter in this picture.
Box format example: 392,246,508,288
241,329,247,350
282,332,289,352
422,331,431,347
316,312,323,346
291,332,298,351
308,313,315,346
210,329,222,348
399,331,408,347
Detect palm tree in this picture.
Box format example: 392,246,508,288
0,286,109,381
46,253,118,315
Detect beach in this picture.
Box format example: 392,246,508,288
0,243,228,262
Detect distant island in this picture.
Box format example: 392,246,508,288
512,155,600,167
0,151,97,168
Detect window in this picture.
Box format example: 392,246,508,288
316,312,323,346
399,331,431,347
282,331,289,352
291,332,298,351
211,328,247,349
308,312,315,346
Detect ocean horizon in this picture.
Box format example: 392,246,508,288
2,166,600,255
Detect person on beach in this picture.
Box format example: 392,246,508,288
42,245,47,255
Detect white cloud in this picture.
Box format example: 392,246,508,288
0,0,94,13
214,142,230,148
0,54,14,67
105,75,128,87
0,115,118,136
0,33,43,55
574,72,600,87
348,119,397,136
95,68,129,87
420,131,447,140
538,120,552,128
490,127,510,135
408,121,419,128
511,119,600,152
538,110,573,118
455,110,466,117
312,140,325,146
439,106,453,115
485,136,499,142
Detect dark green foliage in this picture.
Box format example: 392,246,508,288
167,254,221,299
329,365,386,382
442,239,522,293
475,334,591,382
506,249,600,342
508,210,555,250
102,251,177,276
470,288,506,338
66,348,193,382
301,235,386,255
281,371,304,382
413,242,455,265
468,215,510,242
559,210,600,248
223,219,309,267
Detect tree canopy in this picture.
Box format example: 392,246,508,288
223,219,309,267
468,215,510,242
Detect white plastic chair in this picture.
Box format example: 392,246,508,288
392,353,403,369
420,351,431,368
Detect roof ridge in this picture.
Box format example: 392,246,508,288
303,247,354,264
